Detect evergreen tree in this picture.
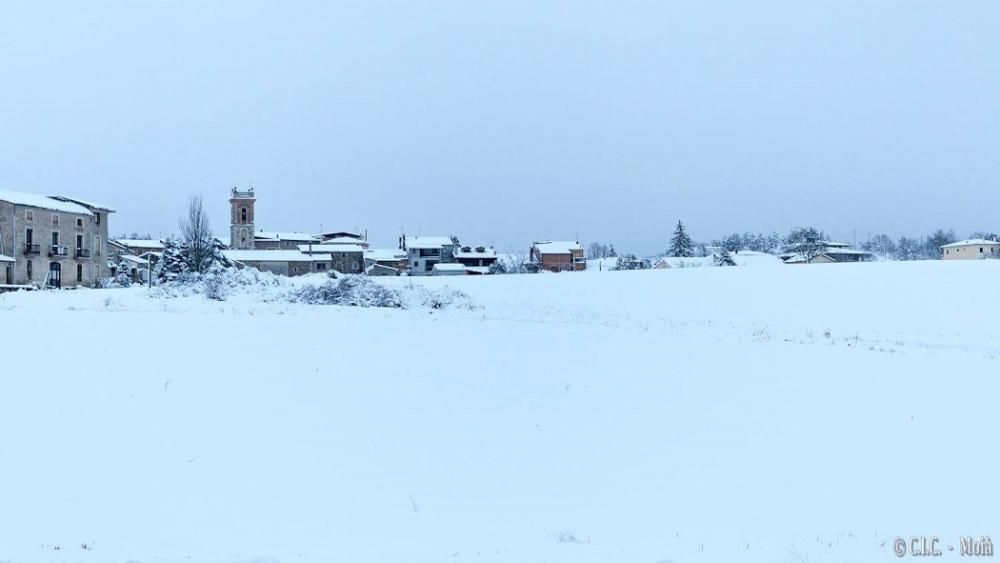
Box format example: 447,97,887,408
713,248,736,266
155,238,189,282
668,220,694,257
783,227,827,263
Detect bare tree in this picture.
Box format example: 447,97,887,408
180,195,213,273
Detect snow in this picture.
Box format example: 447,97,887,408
319,236,368,245
113,239,165,250
455,247,497,259
650,251,784,269
532,240,582,254
432,263,467,272
941,238,1000,248
0,253,14,262
405,236,455,249
48,195,117,212
0,189,93,215
299,244,365,254
0,260,998,562
255,231,321,243
365,248,407,261
224,250,329,263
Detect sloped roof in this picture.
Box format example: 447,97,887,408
255,231,321,243
455,246,497,259
225,250,329,263
941,239,1000,249
0,190,93,215
365,248,407,261
300,244,364,254
0,254,14,263
48,196,116,212
405,236,455,249
114,239,164,250
532,241,583,255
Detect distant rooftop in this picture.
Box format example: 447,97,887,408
940,239,1000,249
532,241,583,255
0,190,94,215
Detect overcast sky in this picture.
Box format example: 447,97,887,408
0,1,997,254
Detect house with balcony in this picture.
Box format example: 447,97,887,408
454,245,498,274
530,241,586,272
0,190,112,288
400,235,459,276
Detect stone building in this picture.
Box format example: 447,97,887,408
229,187,257,250
0,190,112,288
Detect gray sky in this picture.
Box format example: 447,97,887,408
1,1,997,254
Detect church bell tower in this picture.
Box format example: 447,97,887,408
230,186,256,250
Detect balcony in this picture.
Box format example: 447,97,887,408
76,248,92,258
49,246,68,257
24,243,40,255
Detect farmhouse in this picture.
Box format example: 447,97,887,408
941,239,1000,260
0,190,112,288
530,241,586,272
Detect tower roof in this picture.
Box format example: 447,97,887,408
231,186,255,199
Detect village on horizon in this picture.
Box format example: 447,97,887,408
0,186,996,290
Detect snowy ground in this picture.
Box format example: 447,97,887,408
1,260,998,563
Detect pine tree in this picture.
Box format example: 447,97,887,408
714,248,736,266
155,238,189,282
668,220,694,257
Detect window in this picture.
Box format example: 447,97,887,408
25,210,33,221
77,264,83,283
316,263,327,271
26,260,32,280
76,234,83,250
76,218,84,228
95,236,101,257
94,213,101,225
52,214,59,227
980,248,984,253
241,207,248,222
52,232,59,247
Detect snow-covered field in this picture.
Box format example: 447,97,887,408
1,260,997,563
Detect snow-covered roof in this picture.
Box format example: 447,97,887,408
940,239,1000,249
48,196,116,212
300,244,364,254
255,231,321,243
432,263,467,272
319,236,368,245
114,239,165,250
466,266,491,274
455,246,497,259
119,254,149,265
405,236,455,249
225,250,330,263
0,254,14,263
821,248,873,255
366,263,400,275
0,190,93,215
532,241,583,255
365,248,407,261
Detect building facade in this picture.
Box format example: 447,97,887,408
941,239,1000,260
401,235,459,276
530,241,586,272
0,191,112,288
230,187,257,250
